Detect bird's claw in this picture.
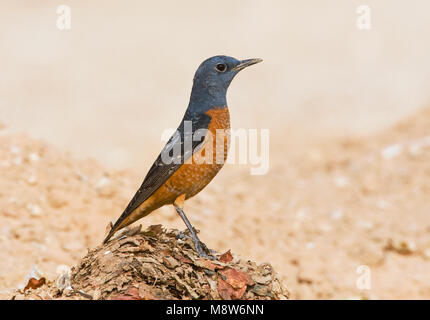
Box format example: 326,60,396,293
176,231,191,240
176,228,216,259
193,239,216,260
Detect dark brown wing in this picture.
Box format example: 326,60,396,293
103,112,211,242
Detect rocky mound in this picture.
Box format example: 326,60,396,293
11,225,289,300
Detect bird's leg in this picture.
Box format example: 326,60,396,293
173,195,215,259
174,205,214,259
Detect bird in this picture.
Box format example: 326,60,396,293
103,55,262,258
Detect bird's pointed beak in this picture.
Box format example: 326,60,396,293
232,58,263,71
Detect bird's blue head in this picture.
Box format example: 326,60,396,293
187,55,262,114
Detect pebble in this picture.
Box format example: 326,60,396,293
334,176,350,188
377,200,391,209
296,208,308,220
28,152,40,162
10,146,21,154
96,177,111,189
408,136,430,156
12,156,22,165
381,144,403,160
357,220,374,229
27,176,37,185
331,209,343,220
26,203,42,216
26,265,44,281
422,249,430,259
305,242,315,250
56,264,71,275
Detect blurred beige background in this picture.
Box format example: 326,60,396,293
2,1,430,299
1,0,429,170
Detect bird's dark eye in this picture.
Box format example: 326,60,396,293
215,63,227,72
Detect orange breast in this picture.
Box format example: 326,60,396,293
164,106,230,198
127,107,230,223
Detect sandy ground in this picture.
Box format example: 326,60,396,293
1,106,430,299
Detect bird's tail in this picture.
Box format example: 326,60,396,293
103,196,159,244
103,213,131,244
103,225,118,244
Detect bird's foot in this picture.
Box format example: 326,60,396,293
192,238,216,260
177,229,216,259
176,230,191,241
